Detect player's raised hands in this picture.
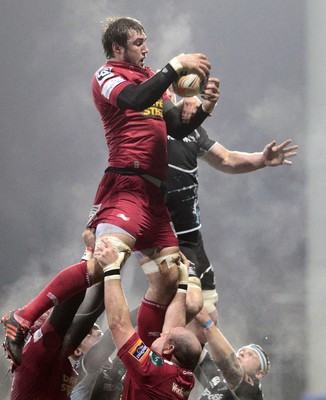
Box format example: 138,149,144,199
201,77,220,114
171,53,211,81
262,139,298,166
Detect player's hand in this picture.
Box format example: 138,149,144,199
262,139,298,166
176,53,211,81
94,238,118,268
201,77,220,114
178,251,190,269
181,96,201,123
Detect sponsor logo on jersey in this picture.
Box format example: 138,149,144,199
102,76,125,99
142,98,164,119
182,370,194,376
61,374,78,396
95,67,114,84
210,375,221,387
182,135,197,143
171,382,190,397
129,338,150,361
117,213,130,221
201,388,224,399
149,351,164,366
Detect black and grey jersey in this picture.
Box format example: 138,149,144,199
166,126,216,234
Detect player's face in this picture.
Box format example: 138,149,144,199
122,30,148,68
79,325,103,354
166,85,177,104
236,347,262,376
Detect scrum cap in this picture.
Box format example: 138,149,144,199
239,344,270,374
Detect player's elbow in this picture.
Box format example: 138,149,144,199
108,314,125,332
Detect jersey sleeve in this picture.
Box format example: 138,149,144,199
117,332,166,385
196,126,216,157
92,65,132,106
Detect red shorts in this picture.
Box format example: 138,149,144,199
87,172,178,252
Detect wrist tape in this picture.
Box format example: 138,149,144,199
81,247,94,261
202,319,214,330
169,56,184,75
103,252,126,280
177,261,189,294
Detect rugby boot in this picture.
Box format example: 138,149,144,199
1,310,29,366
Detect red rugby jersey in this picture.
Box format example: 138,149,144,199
92,61,170,181
10,320,78,400
117,332,195,400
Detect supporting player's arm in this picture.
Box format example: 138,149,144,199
94,238,134,350
196,307,244,391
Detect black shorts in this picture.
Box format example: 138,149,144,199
177,230,216,291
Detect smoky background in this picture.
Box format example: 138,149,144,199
0,1,314,398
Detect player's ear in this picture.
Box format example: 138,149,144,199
255,370,265,380
112,42,122,54
162,343,175,356
74,347,83,357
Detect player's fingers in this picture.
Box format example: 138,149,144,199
284,151,298,158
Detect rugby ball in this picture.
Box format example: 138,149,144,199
172,72,208,98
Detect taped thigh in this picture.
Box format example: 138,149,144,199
141,252,180,275
202,289,218,313
95,235,131,268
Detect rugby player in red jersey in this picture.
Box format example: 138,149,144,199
96,237,202,400
2,16,219,368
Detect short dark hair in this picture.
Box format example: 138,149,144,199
101,17,145,59
169,332,201,371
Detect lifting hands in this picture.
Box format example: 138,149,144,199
178,77,220,123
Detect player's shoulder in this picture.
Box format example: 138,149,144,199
235,374,264,399
93,63,116,85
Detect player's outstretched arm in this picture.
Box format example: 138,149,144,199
196,307,244,391
95,238,134,351
202,138,298,173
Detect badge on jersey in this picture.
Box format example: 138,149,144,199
95,67,114,84
149,351,164,366
102,76,125,99
128,338,150,362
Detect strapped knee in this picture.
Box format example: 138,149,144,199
141,252,180,274
202,289,218,313
95,235,131,269
188,276,202,290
